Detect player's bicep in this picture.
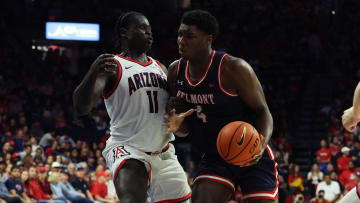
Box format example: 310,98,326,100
231,60,268,112
167,60,179,96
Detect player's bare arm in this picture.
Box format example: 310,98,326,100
342,82,360,131
221,55,273,164
162,60,194,135
73,54,117,116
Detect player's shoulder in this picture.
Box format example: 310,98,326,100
221,55,253,77
168,59,180,70
150,57,168,73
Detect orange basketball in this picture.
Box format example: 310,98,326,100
216,121,262,166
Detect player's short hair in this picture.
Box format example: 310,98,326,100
181,9,219,40
114,11,145,49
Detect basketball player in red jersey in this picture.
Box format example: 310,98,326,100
340,82,360,203
73,12,191,203
164,9,277,203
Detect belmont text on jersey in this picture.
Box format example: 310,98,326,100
128,72,167,95
176,90,215,105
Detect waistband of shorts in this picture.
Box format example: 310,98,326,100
145,143,170,155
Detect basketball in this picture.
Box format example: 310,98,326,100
216,121,262,166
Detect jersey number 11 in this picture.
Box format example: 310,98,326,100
146,90,158,113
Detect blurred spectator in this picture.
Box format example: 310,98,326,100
325,163,335,174
316,173,341,203
328,137,341,157
5,166,32,203
51,162,62,173
38,167,54,199
337,146,353,173
33,147,45,164
288,164,304,195
19,145,32,167
277,150,290,177
0,166,21,203
67,163,76,181
350,140,360,167
316,139,331,166
344,171,360,194
292,193,305,203
28,166,64,202
105,169,118,202
39,131,55,149
279,175,288,203
90,171,115,203
312,190,331,203
307,163,323,197
71,164,94,200
48,172,69,203
339,161,359,188
20,170,29,191
58,169,93,203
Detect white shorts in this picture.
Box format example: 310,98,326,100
103,143,191,203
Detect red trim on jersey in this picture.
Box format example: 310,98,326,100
162,143,169,151
146,160,152,185
185,50,215,87
113,159,127,182
218,54,238,96
154,192,191,203
103,59,122,99
116,54,153,66
242,145,279,201
357,182,360,199
194,174,235,191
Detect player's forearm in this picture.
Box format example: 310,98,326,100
353,82,360,116
73,70,99,116
255,108,273,145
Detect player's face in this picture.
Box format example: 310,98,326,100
177,24,211,60
126,15,153,53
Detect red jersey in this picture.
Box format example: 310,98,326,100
90,181,108,198
337,156,353,173
316,149,331,162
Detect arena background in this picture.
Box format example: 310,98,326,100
1,0,360,202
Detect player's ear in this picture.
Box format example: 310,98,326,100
206,35,213,46
119,27,128,39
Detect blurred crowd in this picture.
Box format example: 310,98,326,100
1,0,360,203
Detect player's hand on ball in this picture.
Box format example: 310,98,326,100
342,107,360,132
162,108,194,135
244,134,265,167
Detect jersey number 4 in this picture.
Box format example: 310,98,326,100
146,90,158,113
196,105,207,123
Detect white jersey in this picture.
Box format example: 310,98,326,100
103,55,174,153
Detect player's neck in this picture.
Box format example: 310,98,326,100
188,48,213,76
120,50,148,64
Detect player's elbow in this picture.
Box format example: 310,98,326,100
72,91,90,116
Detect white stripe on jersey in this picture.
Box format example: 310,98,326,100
103,55,174,153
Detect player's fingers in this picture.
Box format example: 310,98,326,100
163,114,169,121
181,109,195,118
165,128,171,135
170,109,176,115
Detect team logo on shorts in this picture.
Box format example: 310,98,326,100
112,146,130,163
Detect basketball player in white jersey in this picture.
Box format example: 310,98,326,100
73,12,191,203
340,82,360,203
